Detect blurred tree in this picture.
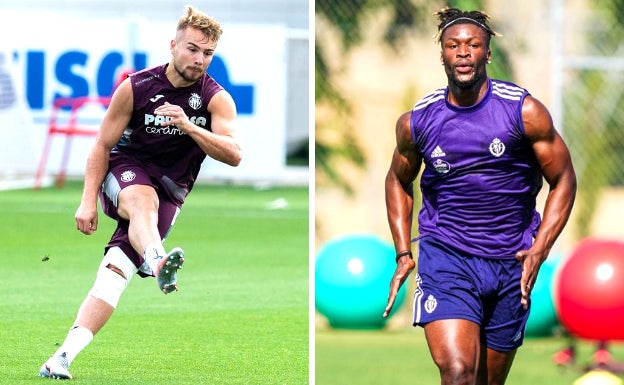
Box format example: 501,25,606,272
315,0,427,194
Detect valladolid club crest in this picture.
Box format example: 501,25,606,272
424,294,438,313
489,138,506,157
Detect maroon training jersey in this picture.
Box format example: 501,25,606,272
112,64,224,191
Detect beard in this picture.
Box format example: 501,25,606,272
444,61,486,90
173,62,204,83
450,71,479,89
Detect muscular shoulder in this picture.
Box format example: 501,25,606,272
395,111,413,152
208,89,236,117
522,95,555,142
108,77,134,115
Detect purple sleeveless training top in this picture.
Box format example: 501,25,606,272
410,78,543,259
112,64,223,193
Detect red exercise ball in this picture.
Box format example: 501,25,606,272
554,238,624,341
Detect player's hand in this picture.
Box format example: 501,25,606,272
75,202,98,235
154,102,193,133
516,248,547,310
383,255,415,318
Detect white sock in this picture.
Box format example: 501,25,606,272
143,242,167,275
54,325,94,366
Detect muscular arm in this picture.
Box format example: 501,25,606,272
155,90,242,166
517,95,577,307
385,112,422,253
75,79,134,234
383,111,422,317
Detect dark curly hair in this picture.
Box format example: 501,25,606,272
433,7,501,44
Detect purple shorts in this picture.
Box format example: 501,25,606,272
99,152,184,274
412,236,529,352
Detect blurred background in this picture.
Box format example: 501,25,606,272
316,0,624,252
0,0,309,189
315,0,624,384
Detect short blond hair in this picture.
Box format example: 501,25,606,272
176,5,223,42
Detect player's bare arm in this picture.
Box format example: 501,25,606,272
154,90,242,166
383,111,421,317
516,95,577,308
75,79,134,235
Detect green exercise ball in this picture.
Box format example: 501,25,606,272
315,234,407,329
525,253,562,337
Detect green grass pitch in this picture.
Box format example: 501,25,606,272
315,319,624,384
0,181,308,385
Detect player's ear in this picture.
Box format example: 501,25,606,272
170,40,176,55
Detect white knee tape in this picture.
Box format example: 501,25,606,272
88,247,138,308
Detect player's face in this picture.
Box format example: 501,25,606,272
440,23,491,90
171,27,218,83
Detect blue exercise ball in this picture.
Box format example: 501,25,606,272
315,234,407,329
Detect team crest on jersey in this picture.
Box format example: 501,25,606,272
120,170,136,182
188,93,202,110
433,158,450,174
424,294,438,313
489,138,506,157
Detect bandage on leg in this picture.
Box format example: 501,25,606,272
87,247,138,308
